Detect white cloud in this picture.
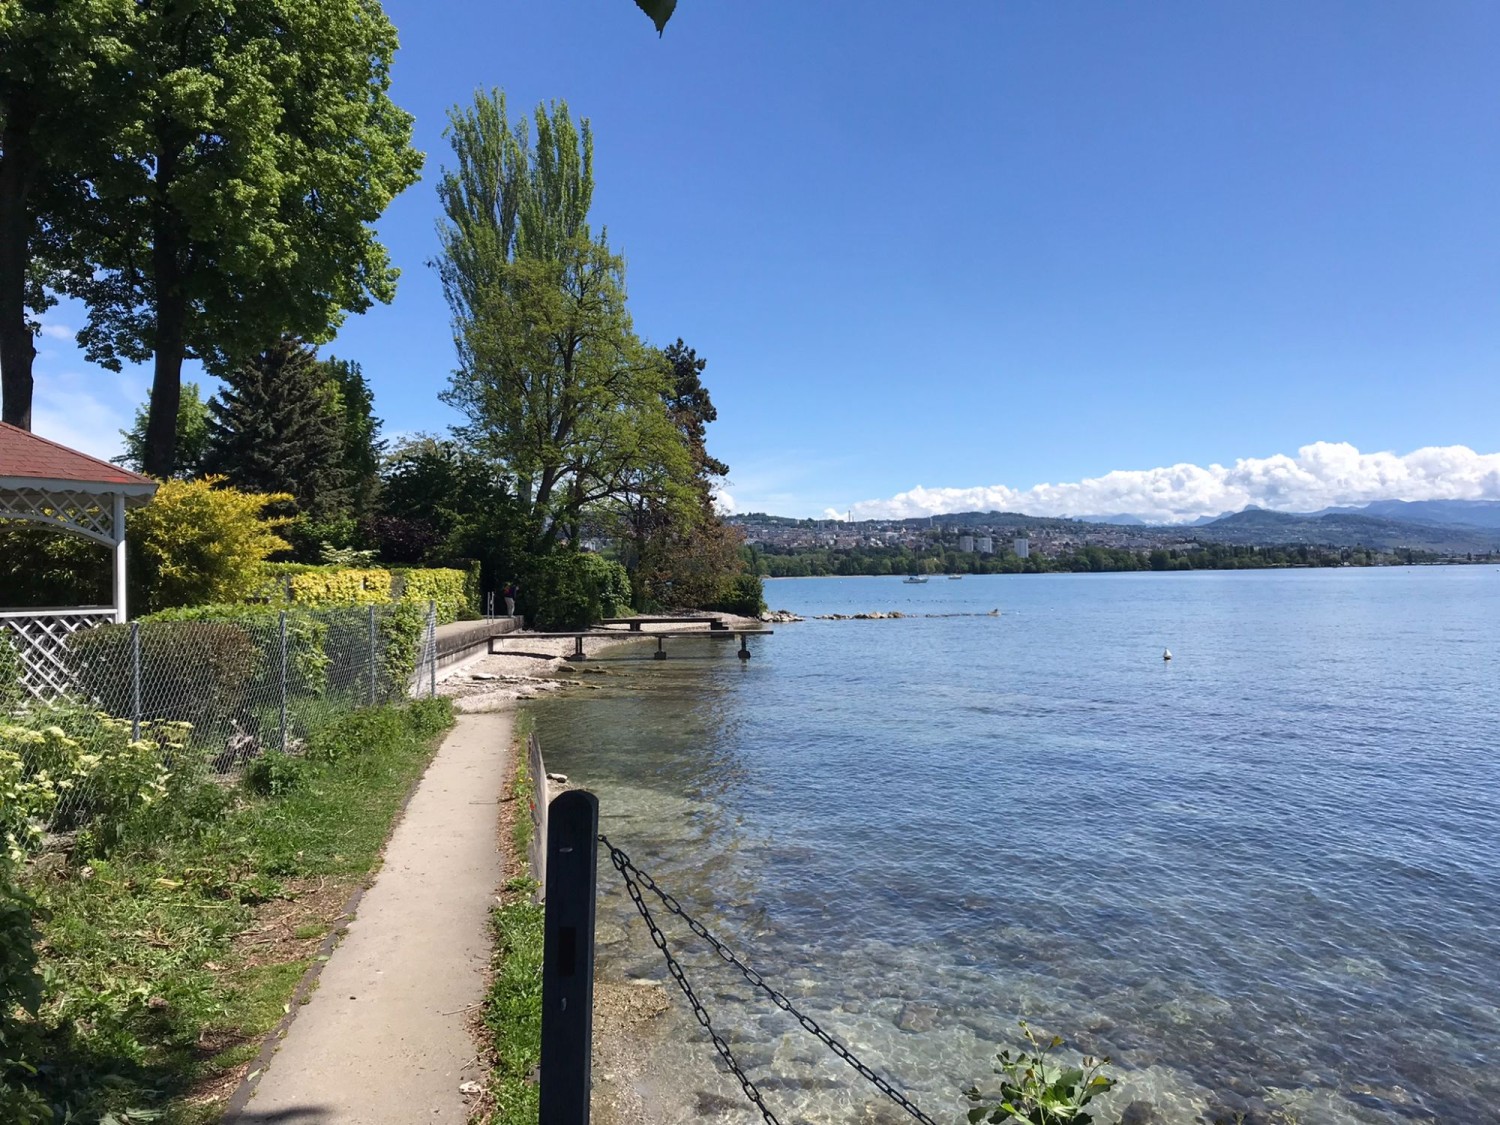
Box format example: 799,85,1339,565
30,368,145,464
829,442,1500,524
710,482,736,515
39,323,74,341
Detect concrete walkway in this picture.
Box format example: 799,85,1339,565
230,711,514,1123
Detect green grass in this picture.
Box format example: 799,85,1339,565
7,697,455,1124
480,878,544,1125
476,720,544,1125
510,713,537,862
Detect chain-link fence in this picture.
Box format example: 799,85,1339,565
1,602,438,850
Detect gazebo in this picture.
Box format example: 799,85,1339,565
0,422,158,697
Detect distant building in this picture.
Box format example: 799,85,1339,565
977,536,994,555
958,534,975,553
1014,537,1030,559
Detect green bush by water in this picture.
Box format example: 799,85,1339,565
530,552,632,629
705,572,766,617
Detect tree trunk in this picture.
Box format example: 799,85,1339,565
142,158,185,478
0,107,39,430
142,296,185,477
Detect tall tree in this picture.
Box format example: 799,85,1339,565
323,356,384,521
203,337,348,523
437,93,687,553
662,339,729,483
0,0,131,429
116,380,210,478
58,0,421,476
625,339,745,608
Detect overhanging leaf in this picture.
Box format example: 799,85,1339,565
634,0,677,34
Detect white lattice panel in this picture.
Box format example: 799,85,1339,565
0,486,118,545
0,610,115,701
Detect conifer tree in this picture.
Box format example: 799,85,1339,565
204,337,348,524
323,357,384,522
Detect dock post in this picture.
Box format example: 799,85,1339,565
573,635,586,661
539,790,599,1125
738,632,751,660
654,636,666,660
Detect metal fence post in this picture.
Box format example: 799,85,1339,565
368,604,377,707
539,789,599,1125
427,600,437,698
279,610,289,753
130,620,142,741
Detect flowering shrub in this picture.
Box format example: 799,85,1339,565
0,715,177,861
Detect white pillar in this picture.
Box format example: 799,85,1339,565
112,492,128,623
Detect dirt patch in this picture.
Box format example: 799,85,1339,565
230,875,359,969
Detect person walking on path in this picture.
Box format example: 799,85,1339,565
503,581,518,617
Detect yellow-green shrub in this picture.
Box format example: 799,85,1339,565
288,567,393,607
129,478,292,612
394,568,466,624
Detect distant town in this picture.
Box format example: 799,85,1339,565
727,503,1500,577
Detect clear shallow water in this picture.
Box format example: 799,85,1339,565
530,569,1500,1124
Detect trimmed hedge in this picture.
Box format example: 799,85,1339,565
248,564,469,625
288,567,393,607
392,567,466,624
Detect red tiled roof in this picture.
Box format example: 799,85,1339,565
0,422,156,488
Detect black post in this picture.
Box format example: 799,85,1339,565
540,789,599,1125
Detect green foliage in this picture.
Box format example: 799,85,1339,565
393,567,468,624
530,552,632,629
705,573,766,617
322,356,385,522
288,567,394,608
0,713,177,861
376,600,427,691
205,336,350,536
242,751,305,797
0,865,46,1124
116,381,210,478
0,634,22,712
305,707,401,765
964,1023,1114,1125
319,542,380,568
4,699,452,1120
0,521,110,610
437,93,693,560
0,0,133,431
483,879,544,1125
68,618,261,738
127,478,292,613
57,0,422,476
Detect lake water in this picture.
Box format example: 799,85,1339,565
529,568,1500,1125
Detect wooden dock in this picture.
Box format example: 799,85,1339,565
598,615,730,631
488,627,773,660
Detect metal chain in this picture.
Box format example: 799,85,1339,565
604,839,784,1124
599,833,938,1125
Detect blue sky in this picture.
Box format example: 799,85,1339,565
33,0,1500,520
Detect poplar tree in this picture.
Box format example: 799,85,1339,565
437,92,689,553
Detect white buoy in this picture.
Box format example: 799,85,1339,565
1163,648,1173,661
